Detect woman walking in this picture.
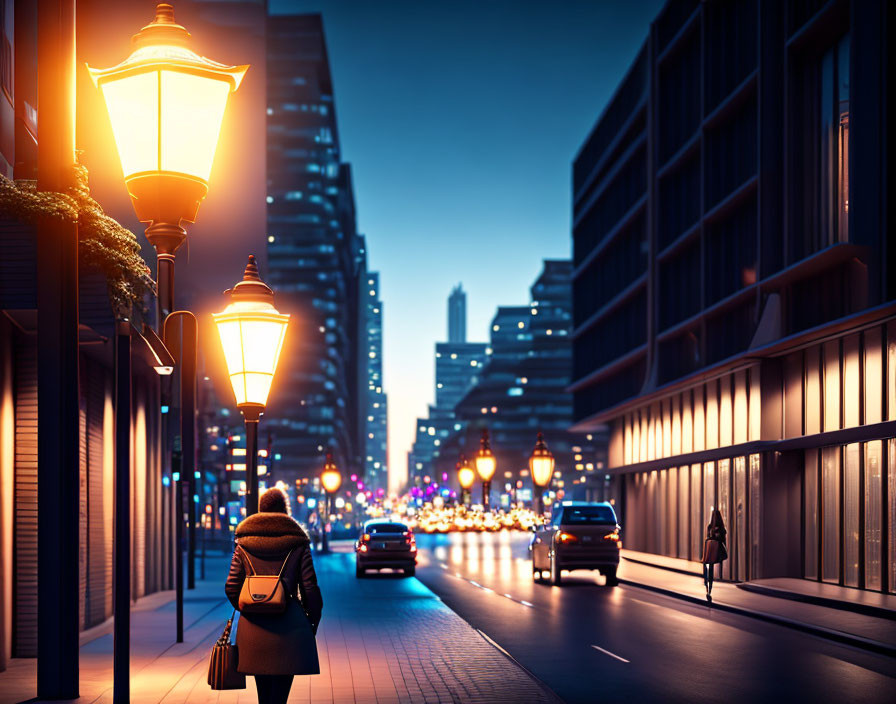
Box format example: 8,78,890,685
701,508,727,603
225,487,323,703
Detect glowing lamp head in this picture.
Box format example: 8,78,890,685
474,429,497,482
320,453,342,494
457,455,476,490
87,4,248,234
213,256,289,414
529,432,555,488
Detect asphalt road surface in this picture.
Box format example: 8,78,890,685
412,532,896,704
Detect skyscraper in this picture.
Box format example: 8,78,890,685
265,14,364,482
448,284,466,343
441,261,599,504
364,272,388,489
409,285,486,484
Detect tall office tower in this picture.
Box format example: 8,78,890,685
570,0,894,590
364,272,388,489
409,287,486,484
441,261,598,504
265,14,364,482
448,283,466,343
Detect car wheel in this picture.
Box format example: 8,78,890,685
355,563,365,578
404,565,416,577
550,554,562,586
604,567,619,586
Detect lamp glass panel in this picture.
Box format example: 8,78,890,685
160,70,230,182
458,467,475,489
321,471,342,493
101,71,159,178
475,455,496,481
531,456,554,487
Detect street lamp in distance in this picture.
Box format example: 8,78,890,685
529,432,555,517
457,454,476,506
88,2,248,323
474,429,497,511
319,453,342,554
213,255,289,517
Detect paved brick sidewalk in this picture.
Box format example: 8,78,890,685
1,545,556,704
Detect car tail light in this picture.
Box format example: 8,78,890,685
359,544,368,553
556,531,578,544
361,533,371,543
604,531,621,546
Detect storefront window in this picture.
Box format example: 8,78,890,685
821,446,841,583
718,458,731,580
749,454,761,579
690,464,702,561
889,439,896,593
864,441,882,591
844,443,860,587
678,466,689,559
734,456,747,580
805,450,818,580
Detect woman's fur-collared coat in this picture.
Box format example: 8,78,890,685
225,512,323,675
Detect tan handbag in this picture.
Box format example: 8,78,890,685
237,547,293,614
207,610,246,690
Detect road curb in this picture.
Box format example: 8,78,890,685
618,578,896,657
475,628,565,704
737,582,896,621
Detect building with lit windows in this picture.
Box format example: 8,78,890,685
571,0,895,592
441,261,600,505
264,13,364,481
409,286,487,484
364,272,388,489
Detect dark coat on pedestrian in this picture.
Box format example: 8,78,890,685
225,512,322,675
701,508,728,565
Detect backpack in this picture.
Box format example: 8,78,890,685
237,546,293,614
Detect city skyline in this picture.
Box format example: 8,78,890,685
271,0,663,487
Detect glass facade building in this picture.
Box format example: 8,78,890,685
571,0,895,592
364,272,388,489
265,14,364,481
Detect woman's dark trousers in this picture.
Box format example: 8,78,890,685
255,674,294,704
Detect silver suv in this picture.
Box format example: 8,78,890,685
529,502,621,586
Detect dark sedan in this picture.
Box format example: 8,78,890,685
355,520,417,577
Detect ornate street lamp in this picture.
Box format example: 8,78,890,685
457,454,476,506
88,2,248,322
474,429,497,511
529,432,555,516
319,452,342,553
213,256,289,516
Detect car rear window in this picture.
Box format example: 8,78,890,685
561,506,616,525
367,523,407,534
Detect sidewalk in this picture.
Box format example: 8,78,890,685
1,544,556,704
617,549,896,656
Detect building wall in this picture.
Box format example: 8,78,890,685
572,0,894,592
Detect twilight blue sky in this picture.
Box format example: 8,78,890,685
271,0,663,488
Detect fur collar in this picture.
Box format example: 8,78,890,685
235,512,309,557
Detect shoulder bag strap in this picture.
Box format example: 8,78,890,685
238,545,256,576
276,550,294,579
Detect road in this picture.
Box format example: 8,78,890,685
413,532,896,704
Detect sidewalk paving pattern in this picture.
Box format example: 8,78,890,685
618,550,896,654
0,546,555,704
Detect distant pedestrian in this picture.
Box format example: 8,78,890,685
225,487,323,704
701,508,727,603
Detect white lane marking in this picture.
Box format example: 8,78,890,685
439,563,448,569
447,571,534,608
591,644,629,663
520,600,534,607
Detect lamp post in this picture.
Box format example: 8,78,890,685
213,256,289,516
474,429,497,511
89,2,249,645
529,432,555,516
457,454,475,506
320,453,342,554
